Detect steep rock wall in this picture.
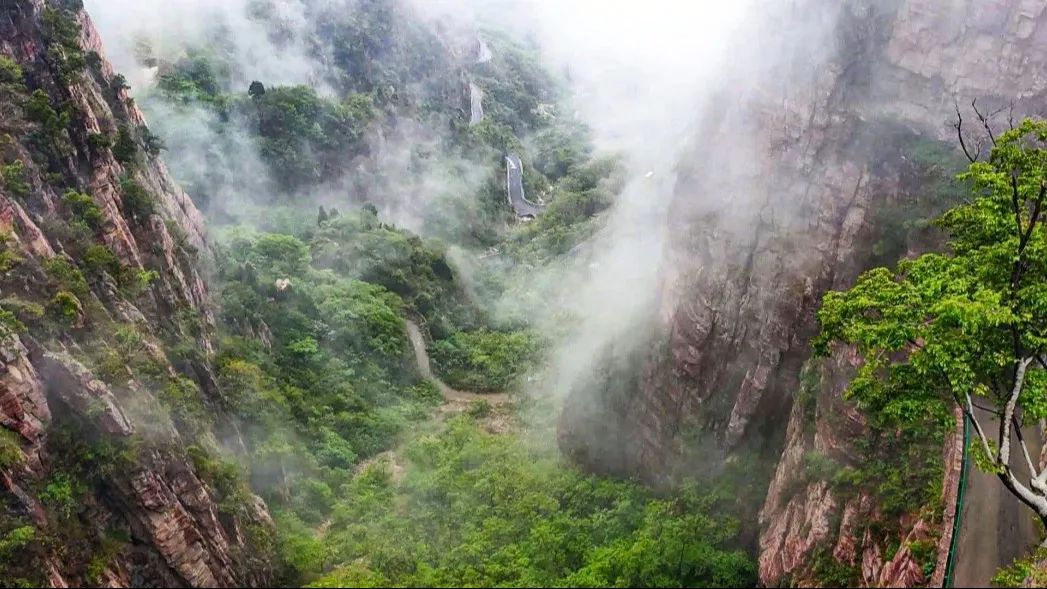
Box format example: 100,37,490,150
0,1,271,586
560,0,1047,585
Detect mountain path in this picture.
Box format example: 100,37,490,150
405,320,511,406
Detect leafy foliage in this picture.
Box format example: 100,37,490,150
251,85,375,190
429,328,540,392
992,547,1047,587
1,160,29,198
300,418,756,588
119,176,155,222
42,8,86,85
0,56,23,87
63,190,103,231
816,119,1047,522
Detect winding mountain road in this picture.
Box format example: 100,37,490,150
469,82,484,125
953,408,1042,587
405,320,509,406
505,154,544,218
475,36,492,64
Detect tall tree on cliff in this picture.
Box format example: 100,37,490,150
815,117,1047,534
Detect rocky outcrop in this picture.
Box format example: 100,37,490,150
559,0,1047,585
756,352,966,587
0,1,271,586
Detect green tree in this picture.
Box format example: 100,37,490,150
248,80,266,100
815,118,1047,532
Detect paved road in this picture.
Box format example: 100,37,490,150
505,154,544,218
475,36,492,64
953,408,1042,587
469,82,484,125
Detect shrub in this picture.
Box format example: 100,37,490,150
0,430,22,469
119,176,155,221
141,126,165,156
112,126,136,163
26,90,70,143
87,132,111,151
1,160,29,197
42,8,86,84
0,298,43,331
120,268,158,298
43,257,88,298
993,547,1047,587
39,473,79,519
85,50,102,71
429,328,540,392
47,291,82,327
80,244,120,277
0,56,23,87
63,190,103,230
159,376,209,434
467,399,491,418
0,232,22,273
110,74,129,93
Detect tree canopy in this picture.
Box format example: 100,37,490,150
815,118,1047,527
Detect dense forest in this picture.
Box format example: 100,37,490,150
0,1,757,587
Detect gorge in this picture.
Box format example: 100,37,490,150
1,0,1047,587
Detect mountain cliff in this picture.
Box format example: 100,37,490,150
560,0,1047,585
0,1,271,585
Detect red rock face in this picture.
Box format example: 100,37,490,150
0,1,270,586
558,0,1047,585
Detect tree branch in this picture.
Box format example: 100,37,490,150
966,392,997,465
1014,420,1041,481
1000,357,1034,468
972,400,1003,416
972,98,1000,147
1011,175,1024,238
954,104,979,163
1018,181,1046,254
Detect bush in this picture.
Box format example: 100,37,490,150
159,376,209,434
63,190,103,230
467,399,491,418
187,444,252,512
112,126,136,163
80,244,120,277
0,298,42,331
39,473,79,519
87,132,111,151
0,430,22,469
0,56,23,87
0,309,24,344
85,50,102,71
429,329,540,392
47,291,82,327
120,268,157,298
42,8,86,84
1,160,29,197
119,176,155,221
26,90,70,142
0,525,34,558
993,547,1047,587
0,232,21,273
43,257,88,298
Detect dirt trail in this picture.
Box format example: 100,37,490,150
953,408,1042,587
405,320,511,406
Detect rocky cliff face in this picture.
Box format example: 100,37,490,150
0,1,271,586
560,0,1047,585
